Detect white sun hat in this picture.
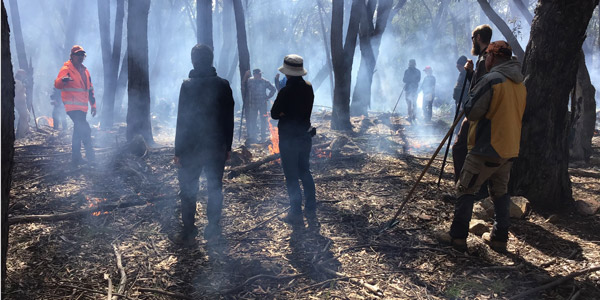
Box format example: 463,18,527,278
278,54,307,76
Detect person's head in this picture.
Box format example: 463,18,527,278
409,59,416,68
471,24,492,56
485,41,512,71
423,66,432,75
456,55,468,72
278,54,307,78
70,45,86,65
252,68,262,79
191,44,213,69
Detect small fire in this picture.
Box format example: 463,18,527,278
86,196,109,216
268,121,280,155
37,116,54,128
314,148,332,159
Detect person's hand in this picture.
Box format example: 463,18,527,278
275,73,280,80
464,59,474,73
244,70,251,77
62,76,73,82
173,156,181,168
225,151,231,161
91,106,97,117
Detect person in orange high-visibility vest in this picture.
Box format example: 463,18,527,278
54,45,96,166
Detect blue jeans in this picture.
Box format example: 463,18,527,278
67,111,94,162
279,135,316,214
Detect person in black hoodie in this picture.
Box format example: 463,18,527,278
271,54,316,225
171,44,235,245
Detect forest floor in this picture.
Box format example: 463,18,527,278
4,110,600,300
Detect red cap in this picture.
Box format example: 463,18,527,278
423,66,432,71
70,45,86,55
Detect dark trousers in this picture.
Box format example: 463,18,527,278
423,93,434,121
450,154,513,242
246,101,268,141
279,135,316,214
178,151,226,232
52,104,68,130
67,111,94,161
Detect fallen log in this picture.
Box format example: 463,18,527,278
227,142,331,179
8,195,170,225
568,168,600,179
509,266,600,300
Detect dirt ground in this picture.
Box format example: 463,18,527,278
5,110,600,299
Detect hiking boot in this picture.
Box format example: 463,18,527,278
435,231,467,252
441,194,457,204
281,212,304,226
169,228,197,246
72,157,87,167
482,232,507,253
203,222,222,240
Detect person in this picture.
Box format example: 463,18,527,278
420,66,436,122
54,45,96,166
171,44,234,245
453,56,470,111
243,68,276,143
274,73,287,91
446,25,492,201
14,69,30,138
437,41,526,252
402,59,421,123
271,54,316,225
50,88,68,131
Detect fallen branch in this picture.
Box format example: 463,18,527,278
296,271,406,293
136,287,195,300
112,244,127,300
222,273,304,295
569,168,600,179
316,265,382,296
234,207,290,235
58,284,133,300
8,195,170,225
509,266,600,300
227,142,330,178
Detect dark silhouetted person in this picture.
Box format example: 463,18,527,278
54,45,96,166
271,54,316,225
437,41,526,253
171,44,234,245
420,66,436,122
243,68,276,143
403,59,420,123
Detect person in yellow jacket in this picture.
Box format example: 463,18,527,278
54,45,96,166
437,41,526,252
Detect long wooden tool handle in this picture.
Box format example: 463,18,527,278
386,110,466,228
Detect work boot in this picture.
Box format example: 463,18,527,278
482,232,507,253
281,211,303,226
435,231,467,252
203,222,222,240
169,226,198,247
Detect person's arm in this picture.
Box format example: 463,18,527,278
174,83,189,158
464,76,493,121
402,70,409,84
271,88,285,120
87,70,97,116
222,82,235,152
266,80,276,99
54,67,71,89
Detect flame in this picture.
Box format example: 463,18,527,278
314,148,332,159
86,197,109,216
36,116,54,128
268,121,280,155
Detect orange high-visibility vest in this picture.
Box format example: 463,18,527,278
54,60,95,113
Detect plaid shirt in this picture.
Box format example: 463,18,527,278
247,77,276,105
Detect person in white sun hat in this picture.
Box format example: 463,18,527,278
271,54,316,226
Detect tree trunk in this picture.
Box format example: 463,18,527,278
99,0,125,129
316,0,334,101
511,0,598,209
7,0,33,115
569,51,596,162
477,0,525,61
311,63,331,92
512,0,533,25
197,0,213,48
331,0,362,130
126,0,153,144
351,0,393,117
217,0,235,79
233,0,250,104
1,1,15,288
115,49,128,121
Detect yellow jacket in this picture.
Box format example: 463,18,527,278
464,59,527,159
